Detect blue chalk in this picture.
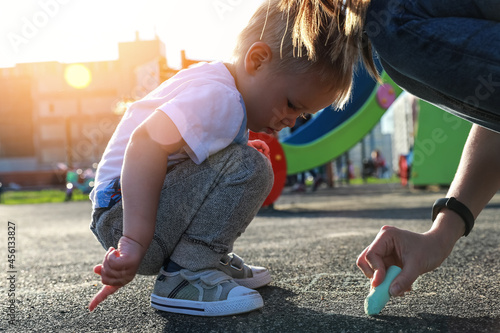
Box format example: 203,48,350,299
364,265,402,315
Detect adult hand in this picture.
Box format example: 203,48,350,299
248,139,271,160
88,236,145,311
356,225,454,296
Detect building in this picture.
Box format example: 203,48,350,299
0,35,182,187
390,92,419,174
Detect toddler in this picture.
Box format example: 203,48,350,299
89,0,363,316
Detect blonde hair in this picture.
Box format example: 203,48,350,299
233,0,378,109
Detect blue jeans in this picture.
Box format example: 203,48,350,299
365,0,500,132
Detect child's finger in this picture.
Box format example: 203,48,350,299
105,248,120,261
257,146,270,159
88,285,120,312
93,264,102,276
262,144,270,155
104,248,122,270
104,247,115,259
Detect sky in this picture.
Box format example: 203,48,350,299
1,0,265,69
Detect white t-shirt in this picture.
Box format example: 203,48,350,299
90,61,248,209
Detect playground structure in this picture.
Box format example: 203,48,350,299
65,168,95,201
409,101,471,187
253,65,471,206
251,65,404,206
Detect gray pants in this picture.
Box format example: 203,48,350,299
90,144,274,275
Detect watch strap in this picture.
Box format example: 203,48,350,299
432,197,475,236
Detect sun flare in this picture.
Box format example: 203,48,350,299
64,64,92,89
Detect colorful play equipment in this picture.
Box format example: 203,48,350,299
252,65,404,206
410,101,471,186
249,131,287,207
65,168,95,201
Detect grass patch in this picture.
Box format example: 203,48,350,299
0,189,90,205
2,176,400,205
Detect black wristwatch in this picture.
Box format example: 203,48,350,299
432,197,475,237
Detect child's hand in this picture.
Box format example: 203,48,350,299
88,236,145,311
248,139,270,159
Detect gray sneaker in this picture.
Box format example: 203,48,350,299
218,253,272,289
151,268,264,316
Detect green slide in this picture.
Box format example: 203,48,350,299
282,73,403,175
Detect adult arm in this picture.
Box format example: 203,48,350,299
89,111,185,311
357,124,500,296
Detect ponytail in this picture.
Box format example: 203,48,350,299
278,0,380,81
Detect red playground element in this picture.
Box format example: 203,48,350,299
398,154,409,186
249,131,287,207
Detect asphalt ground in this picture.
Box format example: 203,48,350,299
1,183,499,332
